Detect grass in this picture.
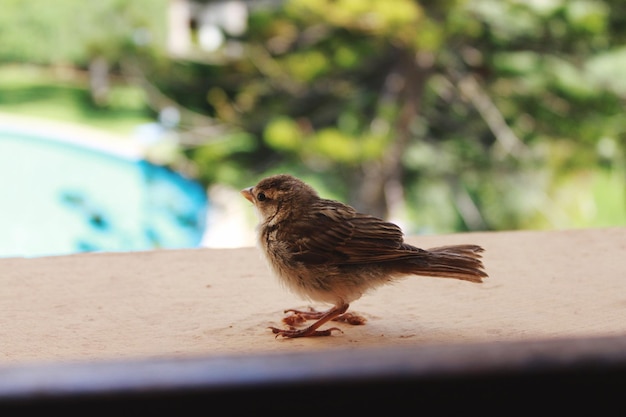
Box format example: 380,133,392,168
0,64,154,135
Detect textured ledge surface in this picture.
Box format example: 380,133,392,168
1,227,625,365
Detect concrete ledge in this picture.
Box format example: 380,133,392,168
2,227,625,364
1,227,625,412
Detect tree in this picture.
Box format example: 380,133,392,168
147,0,623,231
0,0,167,105
4,0,623,231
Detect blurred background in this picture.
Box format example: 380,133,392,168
0,0,624,256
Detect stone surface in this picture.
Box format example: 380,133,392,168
1,227,625,365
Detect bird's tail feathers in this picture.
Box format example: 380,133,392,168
410,244,487,283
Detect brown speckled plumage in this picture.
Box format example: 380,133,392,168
242,174,487,338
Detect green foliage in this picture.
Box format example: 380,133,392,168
0,0,167,65
263,114,389,166
1,0,624,231
0,65,152,133
191,132,258,184
264,117,301,151
287,0,423,40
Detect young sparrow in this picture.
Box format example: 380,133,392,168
241,174,487,338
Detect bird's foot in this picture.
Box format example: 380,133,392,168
270,303,350,338
283,308,366,326
269,326,343,338
332,312,367,325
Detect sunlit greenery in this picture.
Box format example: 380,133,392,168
0,0,166,64
1,0,624,232
0,65,151,133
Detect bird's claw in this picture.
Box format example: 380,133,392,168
268,326,343,338
282,308,366,326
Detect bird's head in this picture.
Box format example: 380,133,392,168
241,174,318,224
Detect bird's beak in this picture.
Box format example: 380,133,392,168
241,187,255,204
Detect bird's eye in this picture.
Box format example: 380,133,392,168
257,192,267,201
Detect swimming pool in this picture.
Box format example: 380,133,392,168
0,126,208,258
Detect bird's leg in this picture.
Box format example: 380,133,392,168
283,306,366,326
270,303,350,338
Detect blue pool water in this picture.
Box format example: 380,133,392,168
0,128,208,257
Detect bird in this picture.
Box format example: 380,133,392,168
241,174,487,338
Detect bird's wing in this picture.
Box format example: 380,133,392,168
283,199,423,265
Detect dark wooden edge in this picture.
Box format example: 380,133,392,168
1,334,625,415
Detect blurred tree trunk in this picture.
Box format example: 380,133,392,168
88,56,109,106
355,49,432,220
